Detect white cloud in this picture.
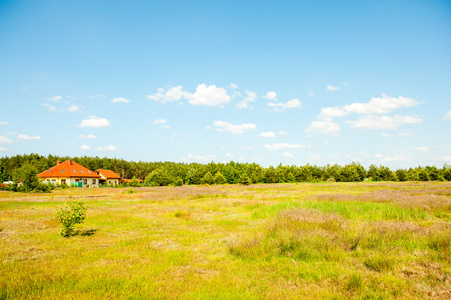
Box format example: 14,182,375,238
319,95,420,121
343,94,420,115
152,119,167,125
319,106,350,120
441,156,451,161
327,85,340,91
80,145,91,150
77,116,111,128
147,86,189,103
282,152,294,158
267,98,301,112
67,105,79,112
399,132,415,137
306,120,340,135
415,147,429,152
446,110,451,120
0,136,13,144
308,90,315,97
42,103,57,111
79,134,97,139
0,147,7,151
0,121,7,125
17,134,41,140
111,97,130,103
225,153,235,158
278,131,289,135
346,115,422,130
309,154,321,160
212,120,256,134
45,95,62,101
344,82,350,86
229,83,238,89
258,131,276,138
236,90,257,109
381,133,394,137
383,155,408,162
188,84,231,107
241,146,252,150
97,145,117,151
263,143,305,151
263,91,277,101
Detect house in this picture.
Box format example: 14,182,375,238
95,169,121,186
37,160,101,187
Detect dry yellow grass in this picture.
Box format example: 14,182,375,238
0,182,450,299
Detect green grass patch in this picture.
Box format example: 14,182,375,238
300,200,429,221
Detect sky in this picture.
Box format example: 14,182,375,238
0,0,450,169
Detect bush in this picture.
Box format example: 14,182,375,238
56,199,87,237
33,182,55,193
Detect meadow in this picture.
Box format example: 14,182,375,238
1,182,450,299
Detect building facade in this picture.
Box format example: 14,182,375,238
37,160,101,187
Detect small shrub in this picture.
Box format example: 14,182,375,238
56,199,87,237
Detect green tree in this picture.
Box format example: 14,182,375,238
12,164,39,192
287,172,296,183
239,173,252,185
201,172,214,185
145,170,170,186
418,169,430,181
173,176,184,186
213,171,226,185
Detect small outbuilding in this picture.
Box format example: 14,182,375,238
95,169,121,186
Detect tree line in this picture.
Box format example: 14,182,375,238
1,153,450,187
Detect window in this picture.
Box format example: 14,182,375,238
61,169,66,173
72,169,77,173
92,179,96,185
61,179,66,185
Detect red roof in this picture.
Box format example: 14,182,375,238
38,160,101,178
95,169,121,179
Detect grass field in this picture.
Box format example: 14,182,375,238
1,182,450,299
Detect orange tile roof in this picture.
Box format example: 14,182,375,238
95,169,121,179
38,160,101,178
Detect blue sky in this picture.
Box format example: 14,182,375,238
1,0,450,168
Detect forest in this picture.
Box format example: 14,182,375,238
1,153,450,187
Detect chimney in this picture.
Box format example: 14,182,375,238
56,161,62,166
